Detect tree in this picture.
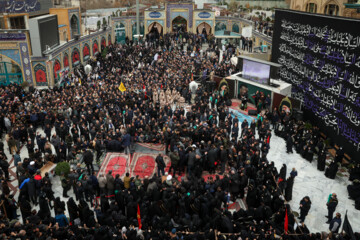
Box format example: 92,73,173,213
102,17,107,27
55,162,70,177
112,12,115,17
97,20,101,29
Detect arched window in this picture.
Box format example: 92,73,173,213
70,15,79,37
324,4,339,15
306,3,317,13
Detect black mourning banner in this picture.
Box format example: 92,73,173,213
271,9,360,161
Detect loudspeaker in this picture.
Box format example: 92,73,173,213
248,109,257,116
270,66,279,80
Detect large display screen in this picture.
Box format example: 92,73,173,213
39,15,59,54
271,9,360,160
242,59,270,85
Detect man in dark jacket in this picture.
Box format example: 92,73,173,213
348,179,360,200
122,132,131,155
286,134,293,154
106,170,115,195
83,149,94,175
0,156,10,180
329,212,342,233
220,145,228,174
169,151,180,176
299,196,311,223
187,147,196,177
155,153,165,177
326,193,338,223
207,145,218,174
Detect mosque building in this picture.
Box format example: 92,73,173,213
0,0,272,87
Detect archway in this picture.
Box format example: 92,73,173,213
0,55,23,85
83,43,90,61
70,15,79,38
101,37,106,51
172,16,187,32
72,48,80,67
63,53,69,68
148,22,163,40
34,64,47,85
115,23,126,44
53,59,61,81
93,40,99,54
232,23,240,33
196,22,211,35
132,22,144,39
215,22,227,32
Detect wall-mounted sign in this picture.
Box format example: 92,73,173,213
149,11,162,18
0,33,26,41
198,12,211,18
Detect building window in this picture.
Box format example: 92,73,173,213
324,4,339,15
306,3,317,13
10,16,26,29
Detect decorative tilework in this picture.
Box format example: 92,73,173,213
195,20,213,27
19,42,33,84
147,20,164,26
33,63,47,86
0,33,26,41
170,11,189,21
166,3,193,28
0,49,21,65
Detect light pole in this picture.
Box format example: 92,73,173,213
136,0,140,39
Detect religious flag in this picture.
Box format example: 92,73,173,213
79,78,81,85
342,211,356,240
191,72,194,81
143,84,147,99
137,204,142,229
284,208,288,234
278,178,284,184
118,82,126,92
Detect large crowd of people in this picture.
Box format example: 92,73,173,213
0,31,358,240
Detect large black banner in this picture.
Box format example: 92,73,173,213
272,9,360,161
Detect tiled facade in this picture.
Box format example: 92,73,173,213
0,3,273,87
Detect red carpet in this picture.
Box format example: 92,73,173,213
98,153,130,178
130,153,171,178
99,152,171,178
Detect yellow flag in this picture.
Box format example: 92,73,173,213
79,78,81,85
118,82,126,92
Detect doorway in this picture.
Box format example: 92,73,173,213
196,22,211,35
172,16,187,33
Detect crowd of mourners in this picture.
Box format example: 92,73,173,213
0,31,358,240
